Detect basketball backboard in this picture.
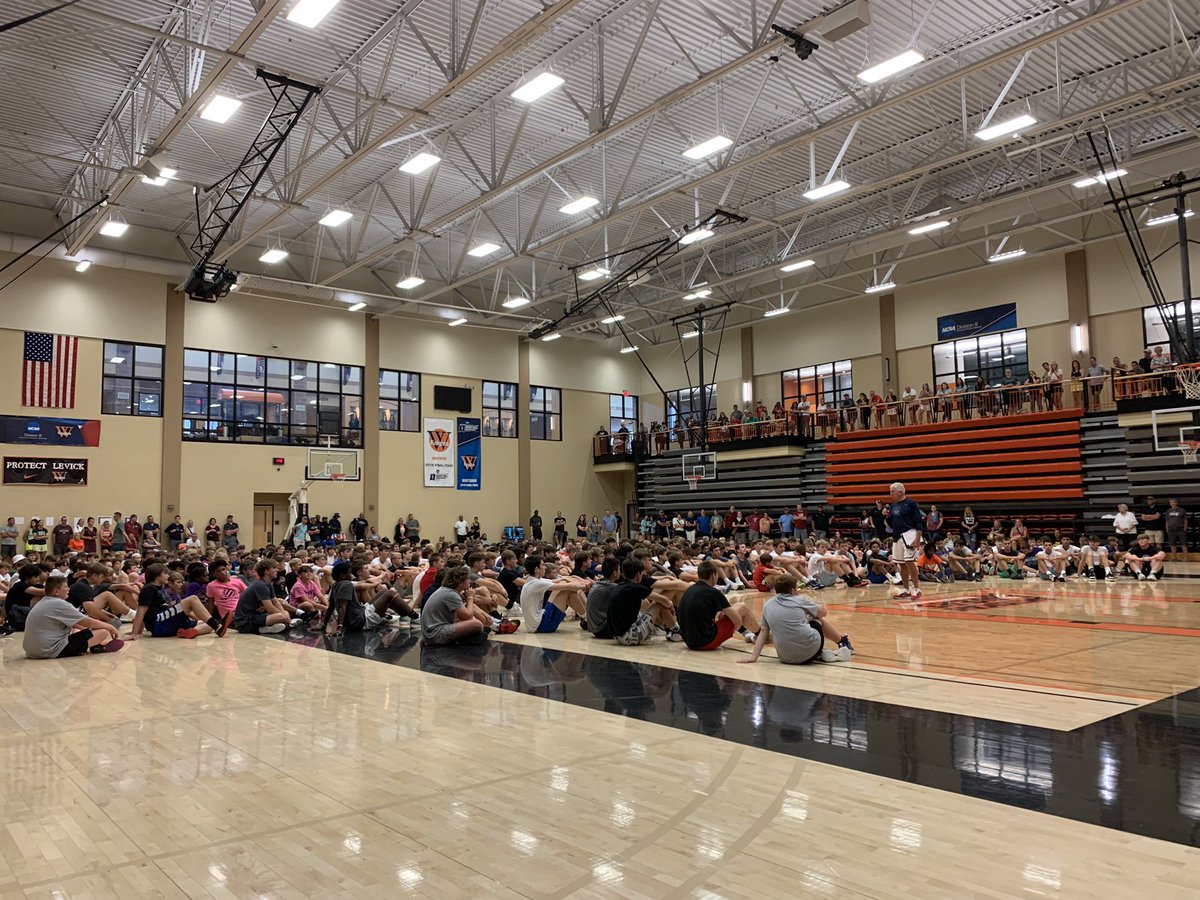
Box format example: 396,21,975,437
306,447,362,481
1150,405,1200,452
681,451,717,489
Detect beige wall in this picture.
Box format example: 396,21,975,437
379,316,518,382
186,291,365,363
1087,233,1200,316
751,296,882,374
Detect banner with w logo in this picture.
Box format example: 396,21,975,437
0,415,101,446
457,417,481,491
423,417,455,488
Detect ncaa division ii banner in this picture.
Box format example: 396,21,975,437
3,456,88,485
456,417,481,491
423,417,455,488
0,415,101,446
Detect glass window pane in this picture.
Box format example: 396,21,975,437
291,393,316,425
343,366,363,393
499,382,516,409
380,400,398,430
483,414,499,437
291,360,316,390
102,377,131,415
291,425,317,446
546,389,561,414
210,352,234,384
319,363,343,392
184,349,209,383
134,344,162,378
399,372,419,401
134,379,161,415
399,401,419,431
932,343,956,379
379,370,399,400
183,383,207,417
266,357,290,389
236,354,264,387
530,386,544,408
483,381,499,408
104,342,134,378
546,413,561,440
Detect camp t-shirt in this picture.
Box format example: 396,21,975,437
676,583,730,649
605,583,650,638
138,582,178,628
232,579,274,629
519,577,557,632
52,524,73,547
329,580,364,631
420,586,463,642
205,578,247,616
1165,508,1187,530
761,594,822,664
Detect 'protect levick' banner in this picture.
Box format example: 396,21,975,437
3,456,88,485
423,417,455,488
456,417,481,491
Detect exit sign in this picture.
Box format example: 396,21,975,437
272,456,285,466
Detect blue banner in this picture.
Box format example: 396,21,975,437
456,417,481,491
937,302,1018,340
0,415,101,446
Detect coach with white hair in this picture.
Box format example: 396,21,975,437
887,482,925,600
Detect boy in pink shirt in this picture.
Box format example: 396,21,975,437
204,559,246,618
288,565,327,617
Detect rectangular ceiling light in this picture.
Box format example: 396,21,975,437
864,281,896,294
579,266,610,282
908,220,950,235
199,94,242,123
141,175,168,186
502,296,531,309
780,258,815,272
600,314,625,324
399,152,441,175
109,356,125,364
803,180,851,201
683,136,733,160
287,0,340,28
679,228,714,246
987,248,1026,263
974,113,1036,141
763,307,790,317
559,195,600,215
467,242,501,257
511,72,565,103
319,209,353,227
347,302,366,312
448,317,467,327
259,248,289,264
1147,209,1194,227
396,276,425,290
619,346,639,353
857,49,925,84
99,219,129,237
541,332,562,342
74,260,92,273
681,330,701,339
683,289,712,301
1072,168,1128,188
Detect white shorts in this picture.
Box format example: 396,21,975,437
892,530,921,562
363,604,383,628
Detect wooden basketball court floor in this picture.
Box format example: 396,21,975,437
1,573,1199,898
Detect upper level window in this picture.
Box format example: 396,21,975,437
103,341,163,417
932,329,1027,389
781,361,851,410
530,386,562,441
182,349,363,446
664,385,715,430
482,380,517,437
1143,301,1196,350
379,369,420,431
609,393,638,433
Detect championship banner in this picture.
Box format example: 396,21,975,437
0,415,101,446
937,302,1017,340
3,456,88,485
456,417,481,491
423,417,455,488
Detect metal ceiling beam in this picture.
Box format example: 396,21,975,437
66,0,291,255
390,0,1161,307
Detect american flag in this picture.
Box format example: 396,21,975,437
23,332,78,408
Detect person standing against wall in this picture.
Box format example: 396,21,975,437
529,510,543,542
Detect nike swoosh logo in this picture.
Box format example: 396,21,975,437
23,473,39,481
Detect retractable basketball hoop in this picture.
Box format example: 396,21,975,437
1180,440,1200,464
1176,363,1200,401
681,451,717,491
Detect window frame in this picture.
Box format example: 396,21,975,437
102,340,164,417
664,385,715,430
1142,300,1196,351
529,385,562,441
780,360,852,411
608,393,638,434
482,380,518,438
930,328,1028,390
378,368,421,432
182,348,364,446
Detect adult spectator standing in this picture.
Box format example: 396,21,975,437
529,510,543,542
887,482,925,600
222,514,240,551
960,506,979,550
924,504,944,544
52,517,73,556
1112,503,1138,550
697,509,712,540
165,515,185,550
601,509,617,542
81,517,99,553
553,511,567,549
870,500,887,543
1086,356,1107,407
812,505,831,541
778,508,794,541
350,513,369,543
392,517,406,544
453,516,469,542
109,512,127,554
204,518,221,552
405,513,421,544
1141,497,1165,546
1165,498,1188,560
795,506,809,542
0,517,18,559
709,510,724,542
124,514,143,551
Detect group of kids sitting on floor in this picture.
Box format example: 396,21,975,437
0,518,1168,663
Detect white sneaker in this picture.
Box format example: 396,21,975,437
260,622,287,634
1148,573,1157,581
1137,572,1147,581
886,572,902,584
289,618,303,628
911,589,923,600
836,645,853,662
819,649,848,663
508,603,522,616
743,631,757,643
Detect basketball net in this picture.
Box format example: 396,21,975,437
1181,441,1200,465
684,475,701,491
1177,364,1200,401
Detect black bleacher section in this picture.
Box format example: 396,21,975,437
636,450,822,514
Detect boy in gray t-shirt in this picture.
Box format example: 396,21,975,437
739,575,853,665
420,566,494,645
24,575,124,658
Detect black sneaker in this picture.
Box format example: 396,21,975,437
838,634,855,654
579,619,589,631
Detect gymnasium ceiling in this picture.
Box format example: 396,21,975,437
0,0,1198,345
